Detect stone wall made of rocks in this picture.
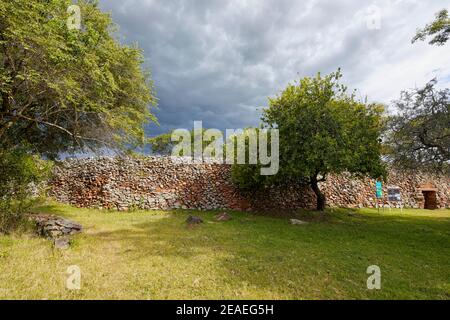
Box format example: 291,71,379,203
49,156,450,211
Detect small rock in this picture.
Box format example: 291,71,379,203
54,237,70,250
186,215,203,224
215,212,232,221
289,219,308,225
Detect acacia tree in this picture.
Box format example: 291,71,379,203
233,70,386,211
0,0,157,158
412,9,450,46
391,8,450,172
0,0,156,231
387,80,449,172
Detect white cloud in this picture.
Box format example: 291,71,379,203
99,0,450,134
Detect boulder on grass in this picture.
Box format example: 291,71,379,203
186,215,203,225
215,212,232,221
289,218,308,225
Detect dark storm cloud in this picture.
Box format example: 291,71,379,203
99,0,450,136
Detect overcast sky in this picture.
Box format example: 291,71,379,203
99,0,450,136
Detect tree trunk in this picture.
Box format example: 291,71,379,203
310,176,326,211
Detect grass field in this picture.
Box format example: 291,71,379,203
0,203,449,299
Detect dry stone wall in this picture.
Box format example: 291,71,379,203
321,171,449,209
49,156,450,211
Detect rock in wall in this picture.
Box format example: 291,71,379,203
49,156,450,211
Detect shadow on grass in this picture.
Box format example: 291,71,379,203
85,209,449,299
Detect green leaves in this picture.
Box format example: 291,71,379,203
412,9,450,45
387,79,449,173
0,148,52,233
0,0,157,158
263,70,385,181
232,70,387,209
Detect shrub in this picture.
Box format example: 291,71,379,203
0,149,52,234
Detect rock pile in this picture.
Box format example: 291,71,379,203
31,214,82,248
48,156,450,212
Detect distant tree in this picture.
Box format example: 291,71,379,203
0,0,157,159
149,132,174,155
232,70,387,211
387,79,449,172
149,128,217,156
412,9,450,45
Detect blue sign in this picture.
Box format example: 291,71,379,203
375,181,383,198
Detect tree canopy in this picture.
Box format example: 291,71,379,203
0,0,157,159
412,9,450,45
232,70,387,211
387,79,450,172
0,0,157,232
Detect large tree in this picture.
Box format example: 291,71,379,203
387,79,449,172
0,0,157,232
412,9,450,46
0,0,157,159
233,70,386,211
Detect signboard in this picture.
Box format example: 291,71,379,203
387,187,401,202
375,181,383,199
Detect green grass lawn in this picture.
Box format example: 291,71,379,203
0,203,449,300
